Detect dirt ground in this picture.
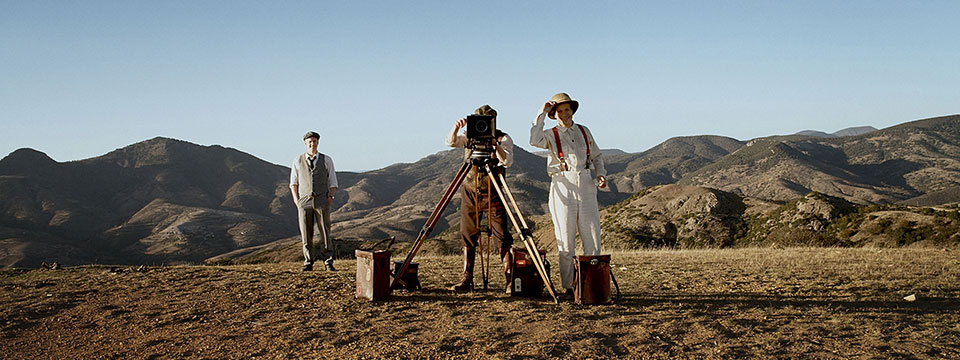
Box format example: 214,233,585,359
2,248,958,359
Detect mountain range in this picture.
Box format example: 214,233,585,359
2,115,959,267
681,116,960,203
0,139,298,267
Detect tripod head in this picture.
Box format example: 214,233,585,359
467,140,500,171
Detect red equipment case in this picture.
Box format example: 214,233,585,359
510,248,549,298
391,260,420,291
573,255,613,305
355,249,391,301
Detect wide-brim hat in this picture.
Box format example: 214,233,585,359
547,92,579,120
303,131,320,140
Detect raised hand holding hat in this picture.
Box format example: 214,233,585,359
547,93,579,120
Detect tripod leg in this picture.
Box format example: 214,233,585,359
392,161,472,289
484,165,559,303
485,177,493,290
474,172,487,290
495,171,557,295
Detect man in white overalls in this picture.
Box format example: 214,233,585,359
529,93,607,296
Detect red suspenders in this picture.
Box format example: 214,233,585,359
578,125,591,159
551,124,591,172
552,127,565,170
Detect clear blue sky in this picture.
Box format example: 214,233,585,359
3,1,958,171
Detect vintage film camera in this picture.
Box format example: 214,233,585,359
465,114,496,142
465,114,498,164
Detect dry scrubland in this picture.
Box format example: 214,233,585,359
2,248,958,359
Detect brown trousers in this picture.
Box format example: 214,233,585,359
460,183,513,250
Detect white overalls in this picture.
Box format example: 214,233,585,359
530,114,606,290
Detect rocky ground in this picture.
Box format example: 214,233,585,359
2,248,958,359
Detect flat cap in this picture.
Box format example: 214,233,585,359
303,131,320,140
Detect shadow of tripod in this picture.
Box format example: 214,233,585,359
391,145,559,303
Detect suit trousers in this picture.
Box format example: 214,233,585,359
460,184,514,250
298,203,333,265
548,170,602,289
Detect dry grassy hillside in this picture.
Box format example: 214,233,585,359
214,186,960,266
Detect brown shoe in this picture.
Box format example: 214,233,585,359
449,247,475,292
450,278,473,292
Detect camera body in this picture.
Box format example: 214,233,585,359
464,114,499,167
465,114,496,142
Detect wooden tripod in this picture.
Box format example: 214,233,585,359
391,154,559,303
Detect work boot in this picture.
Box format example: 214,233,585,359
449,247,476,292
323,258,336,271
500,247,513,294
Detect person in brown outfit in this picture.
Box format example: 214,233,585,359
444,105,515,292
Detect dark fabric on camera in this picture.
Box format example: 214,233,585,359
474,104,497,118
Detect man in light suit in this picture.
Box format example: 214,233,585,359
290,131,338,271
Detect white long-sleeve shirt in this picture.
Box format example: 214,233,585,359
530,113,606,177
289,153,338,189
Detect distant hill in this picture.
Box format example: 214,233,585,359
834,126,879,137
681,115,960,203
532,148,627,158
0,138,298,267
795,126,878,138
604,136,744,194
899,185,960,207
795,130,834,137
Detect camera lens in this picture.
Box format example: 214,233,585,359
475,122,489,132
